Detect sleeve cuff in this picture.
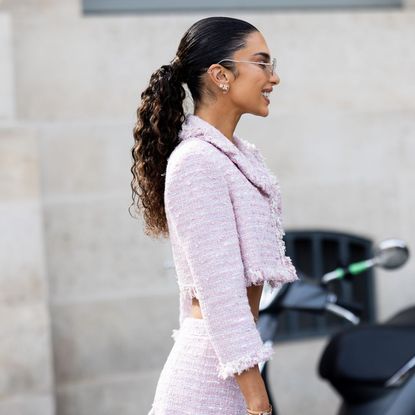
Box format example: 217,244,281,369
245,264,299,290
217,341,274,380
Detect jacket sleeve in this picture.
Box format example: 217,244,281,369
164,147,274,380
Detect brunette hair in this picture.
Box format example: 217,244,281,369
130,16,258,238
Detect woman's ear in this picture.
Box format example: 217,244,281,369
207,64,230,90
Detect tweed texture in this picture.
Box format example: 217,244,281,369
148,115,298,413
148,317,247,415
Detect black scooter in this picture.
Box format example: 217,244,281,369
258,238,414,415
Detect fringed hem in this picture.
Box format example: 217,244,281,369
217,342,274,380
245,266,299,289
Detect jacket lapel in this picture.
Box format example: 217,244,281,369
179,115,275,197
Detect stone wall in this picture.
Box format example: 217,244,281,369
0,13,55,414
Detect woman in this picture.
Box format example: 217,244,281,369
130,16,298,415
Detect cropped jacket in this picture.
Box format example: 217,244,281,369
164,114,298,380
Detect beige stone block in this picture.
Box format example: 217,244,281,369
239,111,410,186
0,130,45,305
0,129,39,201
38,123,133,196
0,303,53,398
44,197,176,303
56,370,159,415
283,178,401,238
51,294,178,385
0,202,47,303
0,394,55,415
269,337,339,415
398,133,415,174
13,13,190,121
0,13,15,120
261,11,415,114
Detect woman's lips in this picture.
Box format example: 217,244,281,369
262,94,270,105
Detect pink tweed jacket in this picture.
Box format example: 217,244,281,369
164,114,298,380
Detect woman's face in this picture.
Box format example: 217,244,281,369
227,31,280,117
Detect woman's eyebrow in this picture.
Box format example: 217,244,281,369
252,52,271,61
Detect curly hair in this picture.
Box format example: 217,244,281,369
129,17,258,238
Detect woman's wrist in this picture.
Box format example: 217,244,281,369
246,402,272,415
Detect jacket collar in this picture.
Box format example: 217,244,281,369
178,114,276,197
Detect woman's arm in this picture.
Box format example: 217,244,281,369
237,284,270,410
235,365,271,411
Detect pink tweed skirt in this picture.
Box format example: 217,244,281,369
148,317,247,414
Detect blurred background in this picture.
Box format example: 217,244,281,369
0,0,414,414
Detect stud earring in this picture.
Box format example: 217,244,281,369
220,83,229,94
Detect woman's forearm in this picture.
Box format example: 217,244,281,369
234,364,270,411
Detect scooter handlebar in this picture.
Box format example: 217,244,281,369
334,299,364,315
325,303,360,325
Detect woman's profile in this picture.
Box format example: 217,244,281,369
130,16,298,415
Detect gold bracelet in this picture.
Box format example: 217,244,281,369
246,403,272,415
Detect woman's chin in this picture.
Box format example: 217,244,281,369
256,107,270,117
246,104,270,117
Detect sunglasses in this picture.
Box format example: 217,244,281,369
215,57,277,76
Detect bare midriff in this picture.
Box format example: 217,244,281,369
191,284,264,322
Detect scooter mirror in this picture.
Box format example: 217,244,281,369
374,238,410,270
259,271,308,311
259,283,282,311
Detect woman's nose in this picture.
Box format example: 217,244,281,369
270,71,280,85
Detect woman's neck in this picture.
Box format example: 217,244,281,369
194,108,241,143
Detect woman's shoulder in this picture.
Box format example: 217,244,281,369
166,136,226,177
164,139,229,206
165,141,224,198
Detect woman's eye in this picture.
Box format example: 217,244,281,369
257,62,268,69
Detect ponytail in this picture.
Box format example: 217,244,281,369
129,62,185,238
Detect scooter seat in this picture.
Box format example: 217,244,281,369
319,324,415,386
386,305,415,327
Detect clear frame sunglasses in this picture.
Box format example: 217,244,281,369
215,57,277,76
